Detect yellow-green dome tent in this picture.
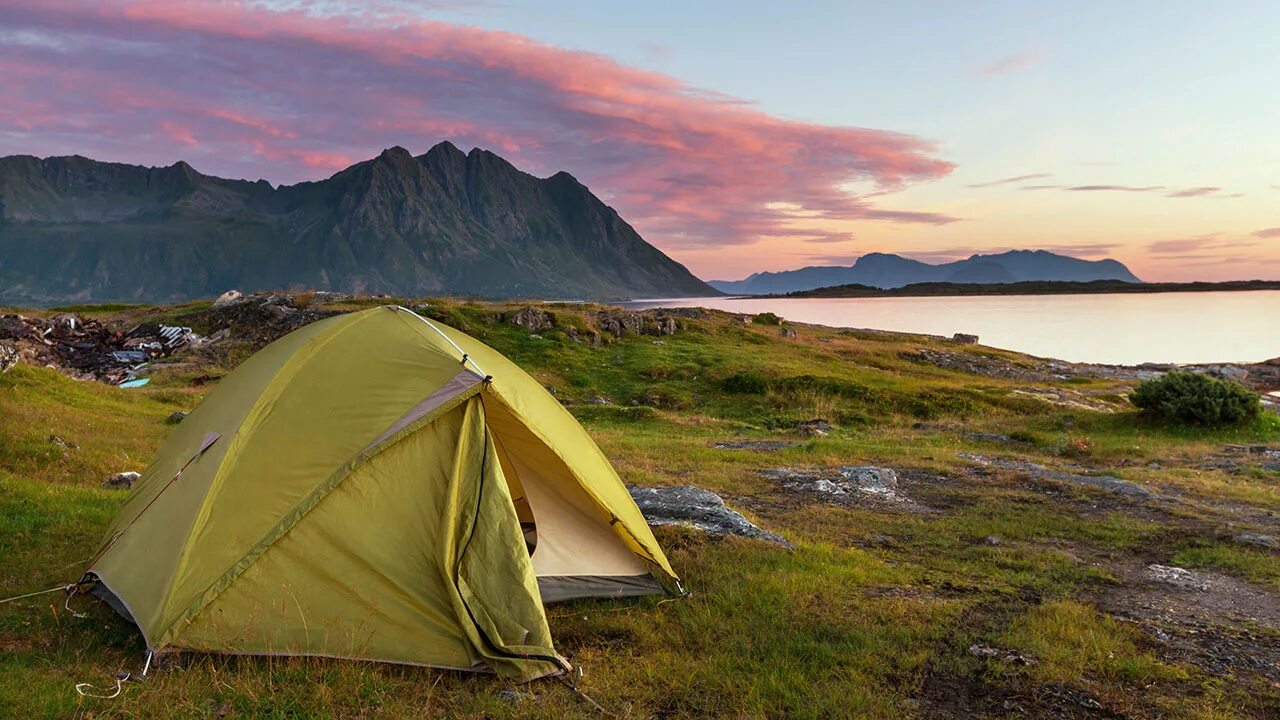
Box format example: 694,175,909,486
83,305,678,681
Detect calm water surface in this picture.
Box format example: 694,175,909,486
626,291,1280,365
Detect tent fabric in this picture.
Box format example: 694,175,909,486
85,306,678,680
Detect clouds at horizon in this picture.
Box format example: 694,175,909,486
0,0,956,249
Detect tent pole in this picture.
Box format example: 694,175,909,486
392,306,487,377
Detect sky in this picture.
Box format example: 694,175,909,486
1,0,1277,282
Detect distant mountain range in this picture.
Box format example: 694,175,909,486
709,250,1141,295
0,144,717,305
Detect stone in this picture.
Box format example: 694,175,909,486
508,306,554,333
48,434,78,449
587,395,613,406
959,453,1157,498
794,419,831,436
211,290,244,309
1145,564,1211,591
969,432,1011,443
779,327,797,339
982,535,1002,546
0,341,18,373
1235,533,1280,550
628,485,791,547
838,466,899,495
952,333,979,344
103,471,141,490
166,411,189,424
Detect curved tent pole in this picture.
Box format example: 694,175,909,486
391,306,487,377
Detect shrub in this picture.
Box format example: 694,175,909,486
1130,371,1260,426
721,371,768,394
752,312,783,326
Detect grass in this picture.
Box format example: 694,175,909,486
2,297,1279,718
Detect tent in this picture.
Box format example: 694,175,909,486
83,305,679,681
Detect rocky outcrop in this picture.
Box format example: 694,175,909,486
960,453,1157,498
628,485,791,547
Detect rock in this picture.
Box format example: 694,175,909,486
779,327,797,339
794,419,831,436
968,643,1038,665
48,434,78,449
593,310,678,337
1235,533,1280,550
838,466,899,495
565,326,601,347
628,485,791,547
507,306,554,333
968,432,1011,443
0,341,17,373
587,395,613,406
211,290,244,309
763,465,923,510
952,333,979,345
166,411,189,424
494,688,526,705
982,535,1002,546
1145,564,1211,591
103,471,140,490
712,439,797,451
959,453,1157,498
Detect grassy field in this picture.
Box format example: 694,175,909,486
2,298,1279,719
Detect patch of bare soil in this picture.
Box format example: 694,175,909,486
1097,561,1280,682
919,675,1121,720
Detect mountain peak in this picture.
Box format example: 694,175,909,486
0,146,718,304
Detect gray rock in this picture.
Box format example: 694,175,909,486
507,306,554,333
969,432,1011,443
838,466,899,495
1145,564,1210,591
982,535,1002,546
794,419,831,436
779,327,797,339
959,452,1157,498
587,395,612,406
628,485,791,547
0,340,18,373
103,471,140,490
211,290,244,309
166,411,189,424
1235,533,1280,550
952,333,979,345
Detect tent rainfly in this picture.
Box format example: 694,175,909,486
81,305,679,681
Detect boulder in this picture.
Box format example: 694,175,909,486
167,411,189,424
779,327,797,339
1145,564,1210,591
212,290,245,309
103,471,141,490
952,333,979,345
628,485,791,547
507,306,554,333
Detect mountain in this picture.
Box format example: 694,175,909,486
708,250,1141,295
0,144,717,305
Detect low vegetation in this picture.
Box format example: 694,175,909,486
2,296,1279,719
1131,370,1261,426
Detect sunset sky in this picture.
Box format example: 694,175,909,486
2,0,1277,281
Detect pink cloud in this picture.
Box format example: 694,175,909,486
1255,227,1280,239
0,0,956,250
975,50,1045,77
